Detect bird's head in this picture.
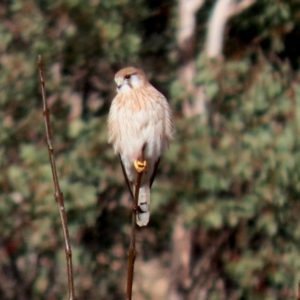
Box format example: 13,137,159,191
114,67,147,93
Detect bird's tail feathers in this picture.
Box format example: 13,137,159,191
135,185,150,227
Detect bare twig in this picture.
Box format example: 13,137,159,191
38,55,76,300
126,171,143,300
297,280,300,300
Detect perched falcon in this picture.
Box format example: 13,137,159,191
108,67,174,226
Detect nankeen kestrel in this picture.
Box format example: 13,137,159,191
108,67,174,226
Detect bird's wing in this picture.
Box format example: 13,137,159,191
119,154,134,198
150,157,160,188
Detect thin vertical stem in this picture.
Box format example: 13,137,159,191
38,55,76,300
126,171,143,300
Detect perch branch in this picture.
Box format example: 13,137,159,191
126,170,143,300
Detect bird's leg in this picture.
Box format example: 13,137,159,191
134,159,147,173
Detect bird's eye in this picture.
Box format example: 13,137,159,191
124,74,131,79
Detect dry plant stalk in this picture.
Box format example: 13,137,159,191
38,55,76,300
126,170,143,300
297,280,300,300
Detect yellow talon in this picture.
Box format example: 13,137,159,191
134,160,147,173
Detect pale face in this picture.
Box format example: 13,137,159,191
114,67,147,93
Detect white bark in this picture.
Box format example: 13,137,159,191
177,0,206,117
206,0,233,58
177,0,205,49
167,214,192,300
206,0,256,58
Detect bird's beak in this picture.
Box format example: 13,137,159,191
115,78,123,89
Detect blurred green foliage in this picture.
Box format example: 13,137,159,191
1,0,300,299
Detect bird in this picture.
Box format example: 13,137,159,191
107,67,174,226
